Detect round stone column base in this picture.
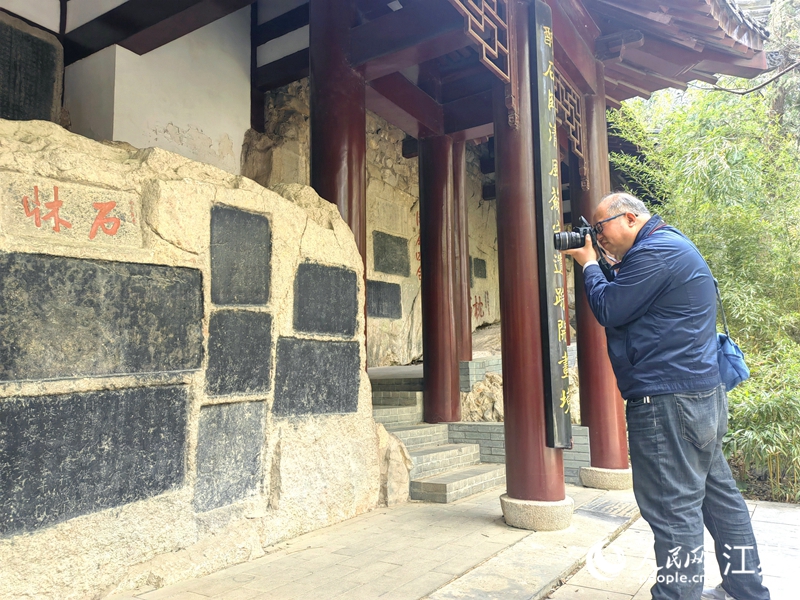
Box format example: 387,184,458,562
500,494,574,531
580,466,633,490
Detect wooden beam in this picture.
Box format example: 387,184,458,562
253,4,309,47
368,72,445,136
695,53,768,78
594,29,644,61
443,89,493,136
558,0,601,42
365,87,420,137
592,0,673,24
349,1,472,81
544,0,598,94
687,70,719,84
64,0,253,64
605,61,688,91
664,8,720,31
621,45,694,78
440,70,494,104
603,74,652,98
254,48,309,92
449,122,493,142
631,37,765,78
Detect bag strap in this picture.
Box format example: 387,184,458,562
713,279,731,338
651,222,731,338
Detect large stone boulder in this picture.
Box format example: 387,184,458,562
0,118,380,600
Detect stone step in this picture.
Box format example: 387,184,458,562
385,424,449,450
409,443,481,480
410,463,506,504
372,405,422,428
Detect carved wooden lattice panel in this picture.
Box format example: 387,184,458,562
447,0,518,127
447,0,511,83
553,67,584,161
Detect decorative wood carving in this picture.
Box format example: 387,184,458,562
553,66,584,160
553,65,589,189
447,0,519,128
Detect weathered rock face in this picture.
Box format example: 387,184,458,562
364,111,424,367
243,79,501,366
0,118,380,600
461,372,505,422
465,144,500,330
241,80,310,187
375,423,413,506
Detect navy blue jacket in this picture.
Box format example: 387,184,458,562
583,215,721,399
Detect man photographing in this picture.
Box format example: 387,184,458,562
562,192,769,600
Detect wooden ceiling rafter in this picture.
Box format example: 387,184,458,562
605,61,689,91
63,0,253,65
368,72,445,136
349,2,472,81
686,70,719,84
591,0,674,24
546,0,599,94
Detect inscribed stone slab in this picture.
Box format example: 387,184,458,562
0,12,62,122
373,231,410,277
194,401,265,512
0,174,142,248
366,280,402,319
0,386,188,537
293,262,358,337
272,337,360,416
206,310,272,396
0,253,203,382
210,205,271,305
473,257,487,279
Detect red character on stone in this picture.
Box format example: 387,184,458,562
473,295,484,319
23,186,72,232
89,201,121,239
22,186,42,227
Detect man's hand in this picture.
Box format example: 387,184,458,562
562,234,597,267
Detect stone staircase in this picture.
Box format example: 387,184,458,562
372,386,506,503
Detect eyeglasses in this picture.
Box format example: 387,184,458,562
593,212,632,234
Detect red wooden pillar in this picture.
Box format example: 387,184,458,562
419,135,460,423
494,1,564,502
575,62,629,471
452,140,472,362
309,0,366,261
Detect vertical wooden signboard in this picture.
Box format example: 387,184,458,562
529,0,572,448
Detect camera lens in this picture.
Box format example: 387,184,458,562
553,231,585,251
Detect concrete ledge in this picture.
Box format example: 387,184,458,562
500,494,574,531
580,466,633,490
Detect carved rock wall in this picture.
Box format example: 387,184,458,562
0,118,380,600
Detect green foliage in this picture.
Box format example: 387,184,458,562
608,86,800,501
725,342,800,501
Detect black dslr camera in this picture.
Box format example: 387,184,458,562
553,216,616,281
553,216,596,251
